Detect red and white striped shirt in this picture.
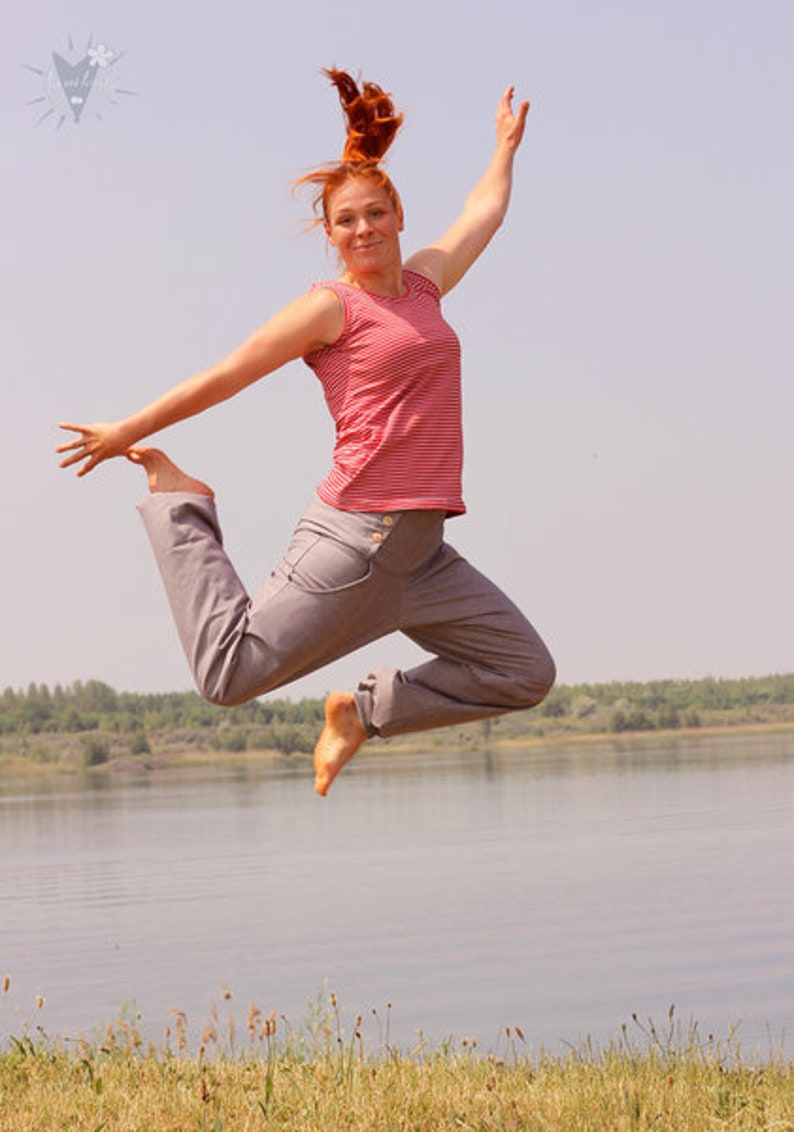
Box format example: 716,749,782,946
304,270,465,515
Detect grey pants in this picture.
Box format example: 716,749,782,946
137,492,555,737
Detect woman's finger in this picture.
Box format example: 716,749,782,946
58,422,89,439
55,437,86,454
56,425,89,453
58,451,82,469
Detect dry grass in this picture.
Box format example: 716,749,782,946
1,995,793,1132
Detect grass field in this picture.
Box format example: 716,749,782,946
2,1000,792,1131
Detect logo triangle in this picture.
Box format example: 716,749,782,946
52,52,98,122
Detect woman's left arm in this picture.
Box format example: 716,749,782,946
405,86,529,295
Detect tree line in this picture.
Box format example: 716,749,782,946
1,674,792,766
537,672,794,733
0,681,324,737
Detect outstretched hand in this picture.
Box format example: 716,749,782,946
495,85,530,151
56,421,131,477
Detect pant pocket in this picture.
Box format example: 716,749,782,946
280,528,373,594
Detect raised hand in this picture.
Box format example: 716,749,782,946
495,85,530,151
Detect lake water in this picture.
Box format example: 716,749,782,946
1,730,792,1058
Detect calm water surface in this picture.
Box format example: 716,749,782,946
1,731,792,1055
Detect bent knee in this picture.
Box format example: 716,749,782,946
200,684,249,709
500,647,556,711
525,650,557,707
191,637,285,708
193,658,266,708
193,668,247,707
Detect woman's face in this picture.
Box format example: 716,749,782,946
324,177,403,280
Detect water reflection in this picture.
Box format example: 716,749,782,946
1,730,792,1056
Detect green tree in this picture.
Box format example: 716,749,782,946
82,735,110,767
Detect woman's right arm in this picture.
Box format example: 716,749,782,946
58,288,342,477
404,86,529,296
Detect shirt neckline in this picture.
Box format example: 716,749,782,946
335,270,418,301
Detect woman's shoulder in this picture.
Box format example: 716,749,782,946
402,268,441,299
309,279,350,300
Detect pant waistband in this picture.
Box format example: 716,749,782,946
301,495,445,573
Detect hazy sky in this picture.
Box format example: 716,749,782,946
3,0,793,701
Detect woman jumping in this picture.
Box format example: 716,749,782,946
57,68,556,795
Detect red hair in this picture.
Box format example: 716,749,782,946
295,68,404,225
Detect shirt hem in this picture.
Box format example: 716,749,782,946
316,485,466,516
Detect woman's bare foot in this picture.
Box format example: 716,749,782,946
314,692,367,796
127,447,214,498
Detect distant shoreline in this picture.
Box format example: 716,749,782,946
2,718,792,782
4,674,792,780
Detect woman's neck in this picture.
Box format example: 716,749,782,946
341,266,406,298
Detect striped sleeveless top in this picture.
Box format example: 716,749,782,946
304,270,465,515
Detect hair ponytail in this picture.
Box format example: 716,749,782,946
323,68,403,163
294,68,405,226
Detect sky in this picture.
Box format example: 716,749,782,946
3,0,793,701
